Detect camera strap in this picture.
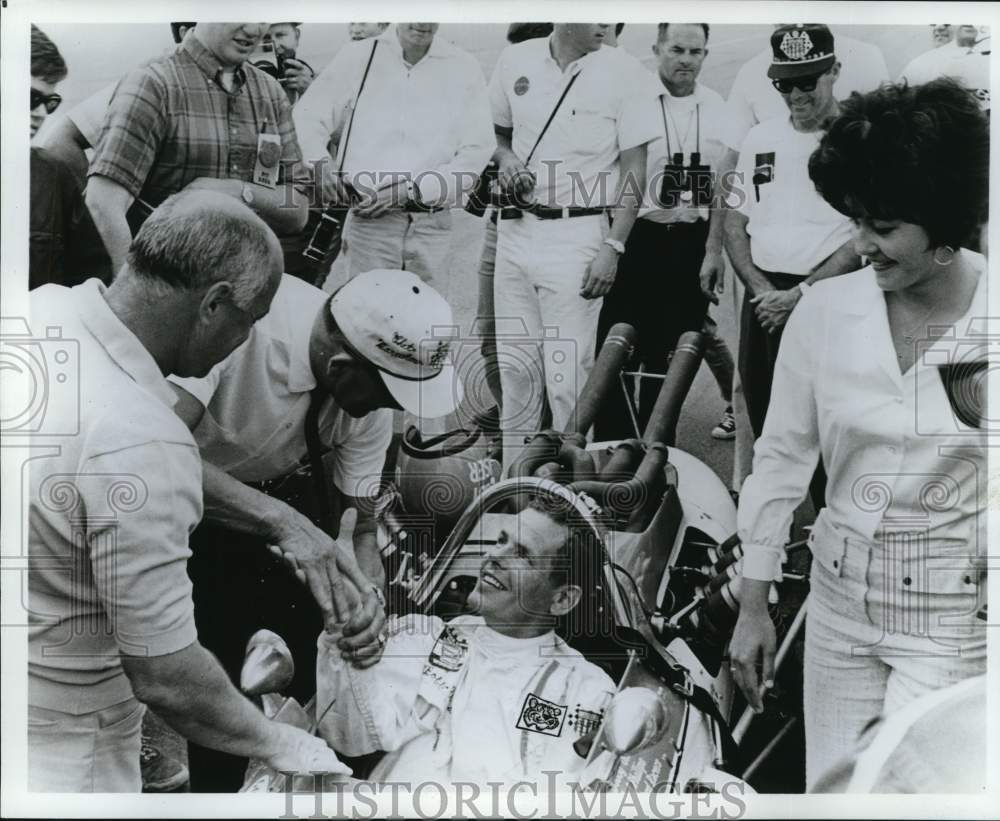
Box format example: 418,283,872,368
522,66,583,167
335,40,379,176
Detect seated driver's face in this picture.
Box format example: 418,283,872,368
468,508,568,633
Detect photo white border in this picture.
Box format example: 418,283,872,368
2,0,998,817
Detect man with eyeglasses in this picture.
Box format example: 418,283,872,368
724,24,859,460
29,24,112,289
167,267,464,791
29,24,65,138
86,23,313,277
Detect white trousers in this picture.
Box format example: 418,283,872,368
28,697,145,792
343,209,453,288
493,212,607,472
804,528,985,790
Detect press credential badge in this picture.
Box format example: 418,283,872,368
254,119,281,189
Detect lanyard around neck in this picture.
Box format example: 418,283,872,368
659,95,700,158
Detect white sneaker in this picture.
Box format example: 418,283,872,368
711,407,736,440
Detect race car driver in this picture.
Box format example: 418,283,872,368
316,495,616,786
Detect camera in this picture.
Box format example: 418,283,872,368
250,41,294,84
464,161,534,217
0,318,79,436
465,161,499,217
302,203,350,264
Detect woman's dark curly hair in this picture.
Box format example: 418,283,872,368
808,77,989,250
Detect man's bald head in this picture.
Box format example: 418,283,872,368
124,189,282,309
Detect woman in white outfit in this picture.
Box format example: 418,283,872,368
729,78,989,791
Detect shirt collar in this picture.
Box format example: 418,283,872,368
544,34,601,73
287,336,318,394
382,25,450,63
285,289,320,394
657,80,706,103
927,250,989,353
180,33,247,92
470,618,558,656
76,280,179,408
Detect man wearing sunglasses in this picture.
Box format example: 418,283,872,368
29,25,112,289
29,25,65,138
724,24,859,456
167,268,463,791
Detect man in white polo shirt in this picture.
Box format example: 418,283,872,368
27,190,348,792
293,23,495,284
488,23,658,470
721,24,887,490
725,25,859,446
169,268,463,790
725,24,889,154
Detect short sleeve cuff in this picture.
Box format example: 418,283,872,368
116,618,197,658
740,544,784,582
87,164,145,201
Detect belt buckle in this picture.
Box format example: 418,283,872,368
561,206,570,219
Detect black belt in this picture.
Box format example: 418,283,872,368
499,204,607,220
245,463,314,499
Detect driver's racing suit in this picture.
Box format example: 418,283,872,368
316,614,616,785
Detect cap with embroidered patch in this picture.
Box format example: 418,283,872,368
329,269,463,419
768,24,836,80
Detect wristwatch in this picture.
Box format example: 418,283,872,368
241,183,255,206
798,281,811,297
603,237,626,255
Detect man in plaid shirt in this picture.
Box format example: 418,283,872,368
87,22,312,274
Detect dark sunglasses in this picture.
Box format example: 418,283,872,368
771,75,823,94
31,89,62,114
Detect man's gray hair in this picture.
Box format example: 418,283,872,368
124,190,280,309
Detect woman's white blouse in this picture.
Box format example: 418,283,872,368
738,254,988,584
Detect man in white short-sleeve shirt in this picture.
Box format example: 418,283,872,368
724,25,889,153
725,25,859,445
898,24,979,85
488,24,658,470
27,190,348,792
595,23,740,442
169,268,464,791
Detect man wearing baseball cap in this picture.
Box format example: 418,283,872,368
169,268,462,790
724,24,859,484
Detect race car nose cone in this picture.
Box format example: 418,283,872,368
241,629,295,696
603,687,669,755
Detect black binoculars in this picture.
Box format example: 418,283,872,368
658,152,713,210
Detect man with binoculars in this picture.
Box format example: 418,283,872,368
595,23,737,442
